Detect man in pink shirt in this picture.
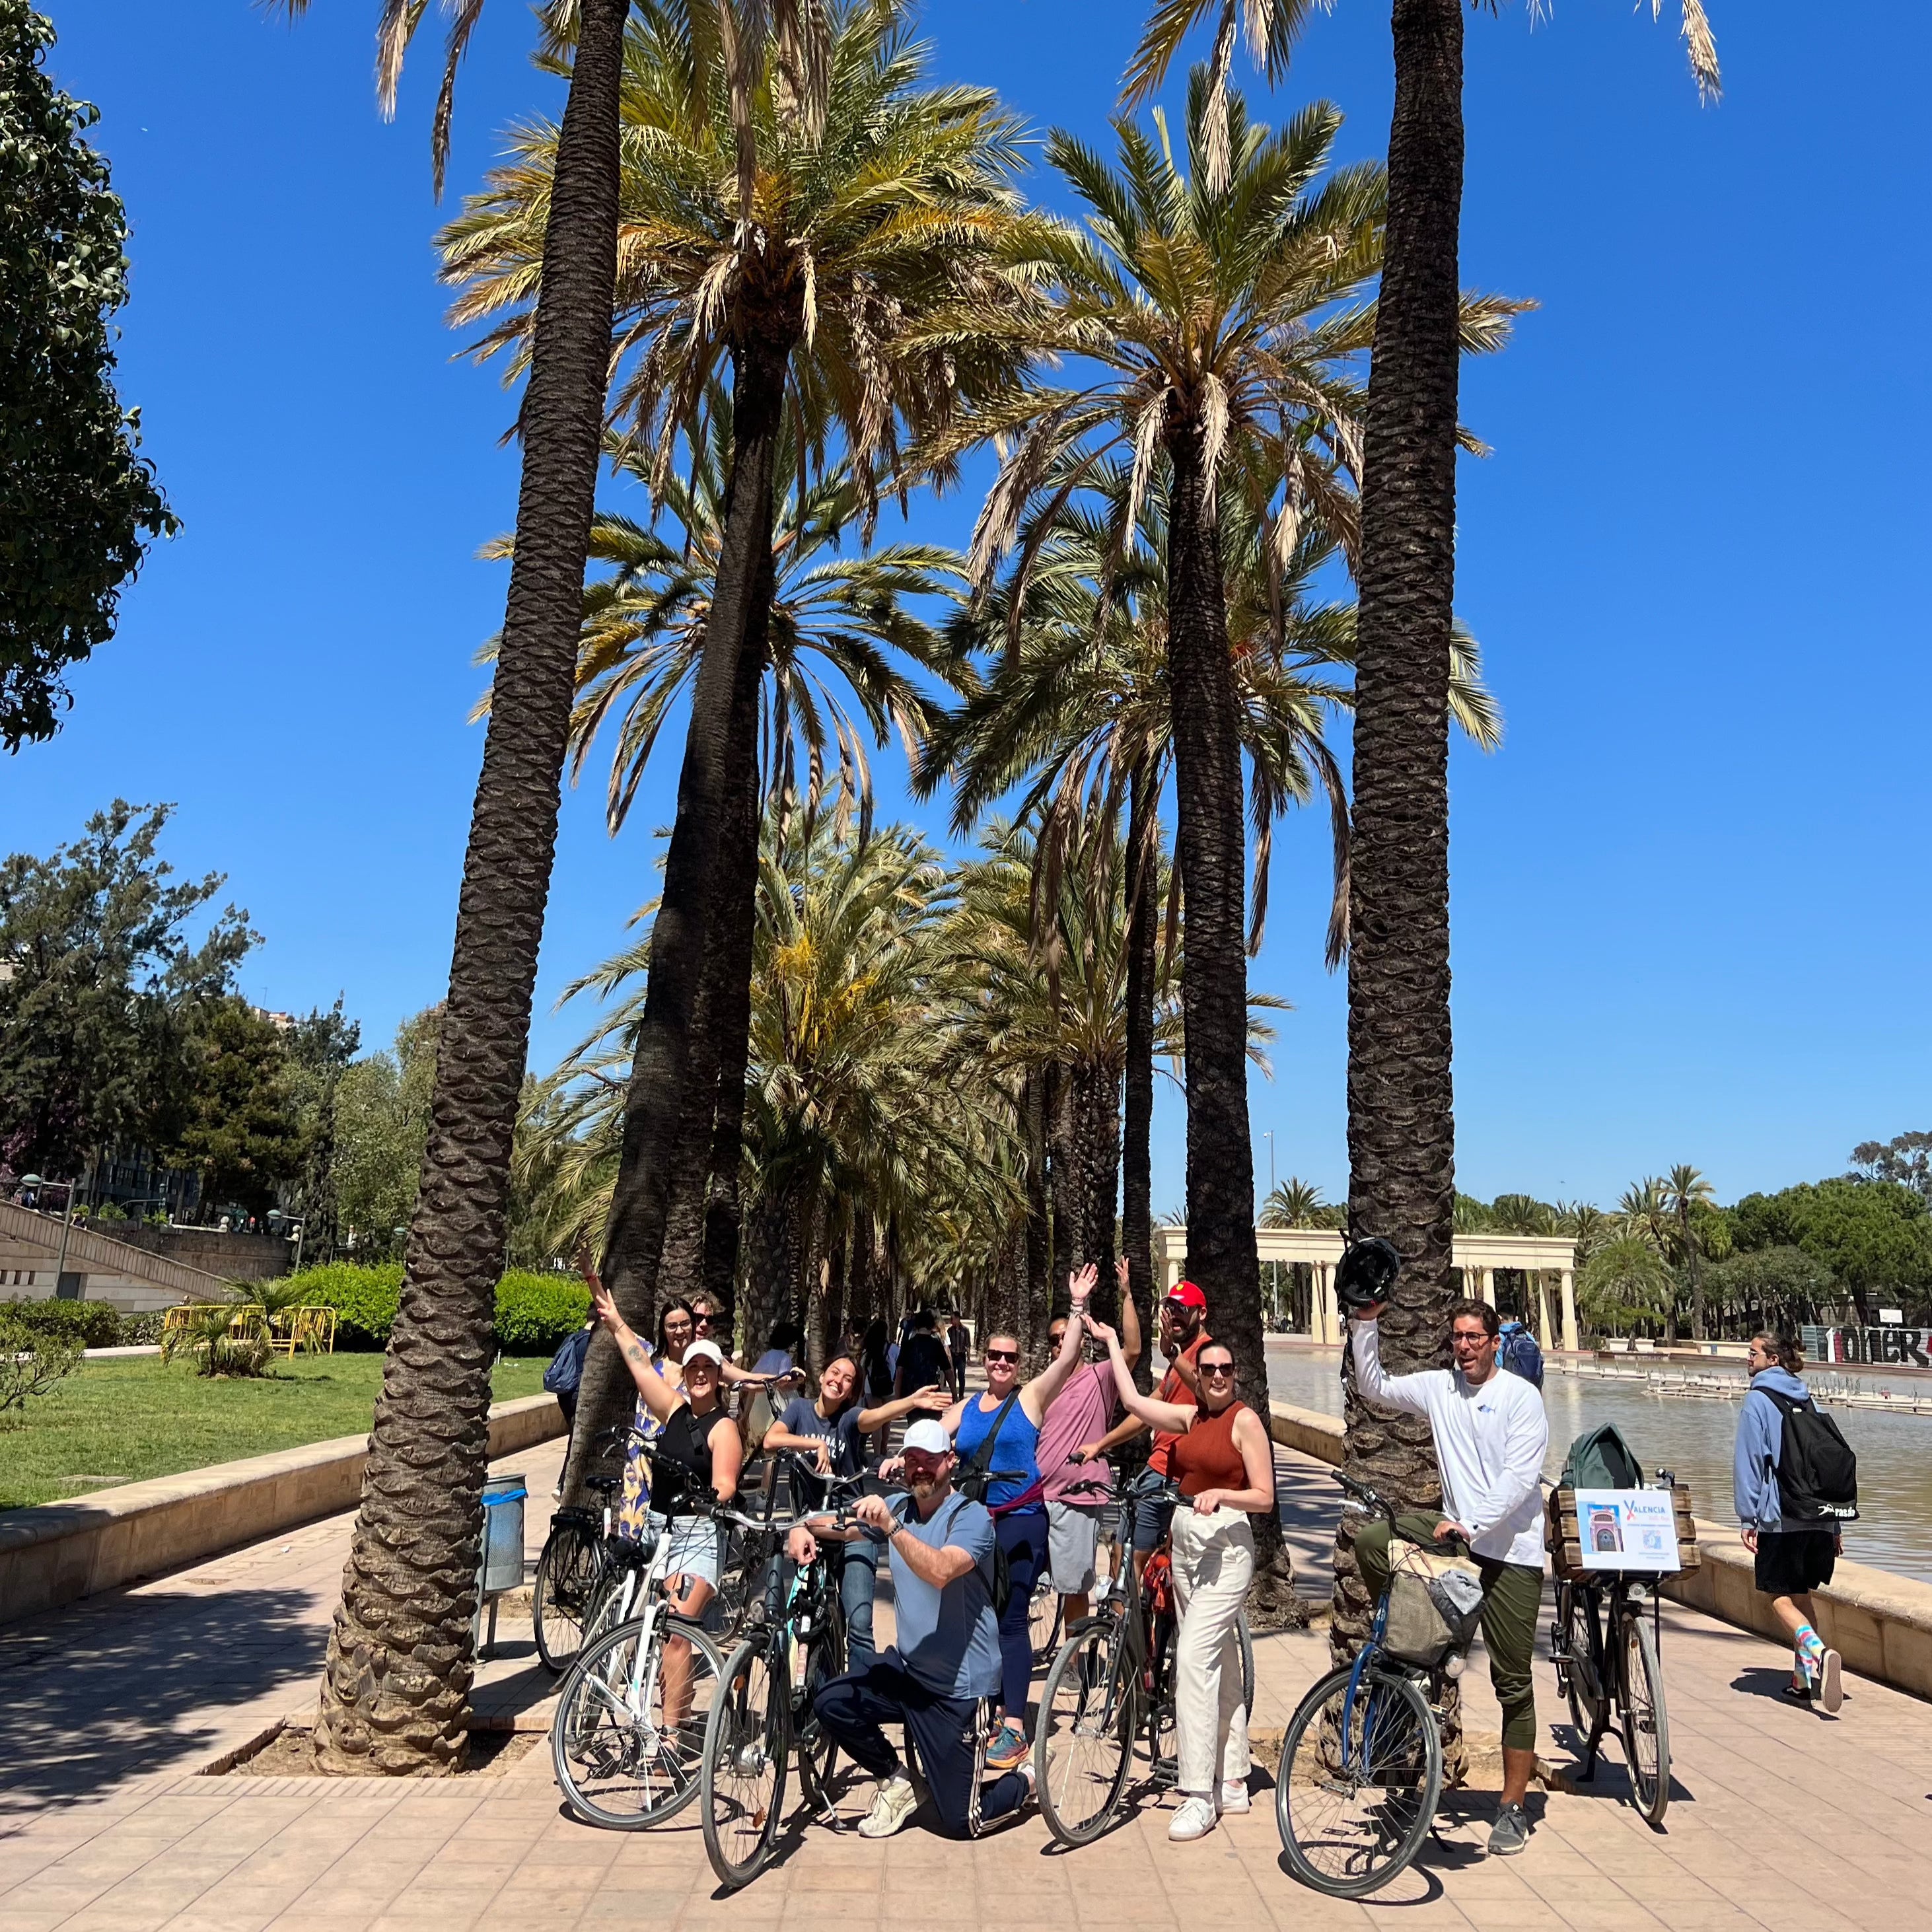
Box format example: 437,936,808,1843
1036,1256,1144,1624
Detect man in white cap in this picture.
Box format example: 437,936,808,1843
791,1416,1030,1838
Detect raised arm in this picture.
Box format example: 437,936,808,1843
1116,1256,1143,1373
855,1384,950,1435
1349,1310,1431,1417
1022,1265,1098,1421
1090,1318,1194,1434
591,1282,686,1425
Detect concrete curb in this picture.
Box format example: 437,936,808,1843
1265,1398,1932,1704
0,1392,565,1628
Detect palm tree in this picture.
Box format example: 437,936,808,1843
1578,1234,1676,1340
272,0,664,1775
1661,1163,1717,1342
1260,1176,1326,1228
442,0,1030,1479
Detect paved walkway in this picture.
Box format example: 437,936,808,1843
2,1440,1929,1932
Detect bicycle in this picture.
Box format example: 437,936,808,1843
700,1472,874,1888
1032,1468,1254,1846
1549,1470,1674,1826
531,1437,630,1674
550,1466,731,1830
1273,1470,1456,1898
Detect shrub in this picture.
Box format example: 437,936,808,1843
271,1262,587,1355
120,1310,166,1346
495,1270,591,1356
3,1299,124,1349
0,1312,85,1412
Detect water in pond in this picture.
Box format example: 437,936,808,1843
1264,1343,1932,1587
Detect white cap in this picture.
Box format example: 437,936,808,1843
684,1340,725,1367
902,1418,952,1456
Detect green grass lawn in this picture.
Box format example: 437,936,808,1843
0,1353,551,1513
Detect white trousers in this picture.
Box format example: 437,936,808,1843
1169,1507,1253,1797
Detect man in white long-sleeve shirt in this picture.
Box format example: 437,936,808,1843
1349,1295,1550,1857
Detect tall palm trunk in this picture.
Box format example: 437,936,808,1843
565,315,797,1493
1337,0,1466,1680
1164,421,1293,1612
312,0,631,1776
1122,767,1158,1388
1048,1061,1082,1302
1080,1067,1122,1299
1022,1069,1052,1342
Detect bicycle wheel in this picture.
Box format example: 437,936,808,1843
1619,1611,1670,1826
1146,1614,1179,1785
532,1515,604,1674
793,1588,846,1816
1238,1612,1256,1718
1276,1662,1443,1899
1559,1583,1605,1740
553,1614,723,1830
701,1637,789,1888
1028,1573,1063,1665
1034,1619,1133,1845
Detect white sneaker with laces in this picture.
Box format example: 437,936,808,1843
1168,1795,1218,1842
1219,1777,1251,1814
857,1773,919,1840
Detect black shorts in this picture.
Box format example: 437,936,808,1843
1754,1528,1837,1597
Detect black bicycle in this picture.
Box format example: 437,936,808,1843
532,1427,635,1673
1549,1472,1674,1825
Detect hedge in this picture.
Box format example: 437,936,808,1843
3,1299,125,1349
276,1263,587,1356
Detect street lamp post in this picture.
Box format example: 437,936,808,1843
18,1174,78,1297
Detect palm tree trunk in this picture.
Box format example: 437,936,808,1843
311,0,631,1777
1048,1061,1081,1306
1164,423,1288,1612
1081,1067,1122,1302
1022,1069,1051,1345
1336,0,1465,1749
565,316,797,1495
1123,768,1158,1388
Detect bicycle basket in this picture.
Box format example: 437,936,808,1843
1382,1540,1485,1667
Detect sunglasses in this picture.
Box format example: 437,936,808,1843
692,1311,716,1327
985,1348,1019,1364
1199,1361,1236,1378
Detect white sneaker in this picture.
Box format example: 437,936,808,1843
857,1772,919,1839
1168,1795,1218,1842
1219,1777,1251,1814
1818,1649,1843,1715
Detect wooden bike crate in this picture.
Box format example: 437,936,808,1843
1545,1483,1700,1584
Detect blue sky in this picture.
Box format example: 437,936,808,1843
15,1,1930,1215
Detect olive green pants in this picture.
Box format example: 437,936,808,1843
1355,1511,1543,1753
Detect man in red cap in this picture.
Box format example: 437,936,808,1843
1081,1275,1211,1573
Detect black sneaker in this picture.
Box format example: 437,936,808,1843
1487,1802,1530,1857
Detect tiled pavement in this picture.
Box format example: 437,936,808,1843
2,1440,1928,1931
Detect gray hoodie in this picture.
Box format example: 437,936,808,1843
1733,1365,1814,1532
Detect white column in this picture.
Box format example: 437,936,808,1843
1475,1265,1496,1309
1165,1254,1181,1295
1561,1268,1579,1355
1534,1271,1556,1352
1315,1263,1338,1346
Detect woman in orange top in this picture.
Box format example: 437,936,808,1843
1088,1319,1275,1843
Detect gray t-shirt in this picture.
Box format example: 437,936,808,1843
886,1491,1002,1698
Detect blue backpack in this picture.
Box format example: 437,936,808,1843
543,1327,593,1396
1497,1320,1545,1389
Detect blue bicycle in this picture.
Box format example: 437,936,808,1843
1274,1471,1449,1897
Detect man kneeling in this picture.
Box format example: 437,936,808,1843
791,1418,1031,1839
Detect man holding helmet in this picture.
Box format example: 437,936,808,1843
1343,1242,1549,1859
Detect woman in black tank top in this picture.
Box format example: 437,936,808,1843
590,1278,743,1624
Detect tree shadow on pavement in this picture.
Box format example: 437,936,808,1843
0,1585,324,1813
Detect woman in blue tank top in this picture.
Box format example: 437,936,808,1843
939,1269,1095,1770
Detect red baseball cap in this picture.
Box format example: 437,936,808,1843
1164,1280,1207,1310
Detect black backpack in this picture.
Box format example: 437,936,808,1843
1758,1386,1860,1523
954,1392,1020,1613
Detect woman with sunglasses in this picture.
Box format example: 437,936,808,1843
941,1269,1093,1771
1088,1318,1274,1842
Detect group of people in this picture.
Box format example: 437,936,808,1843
561,1246,1856,1863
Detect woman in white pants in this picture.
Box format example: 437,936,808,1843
1089,1320,1276,1842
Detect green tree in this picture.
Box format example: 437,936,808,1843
444,0,1031,1488
0,801,253,1178
1701,1244,1832,1337
1661,1163,1716,1339
1730,1179,1932,1326
1261,1176,1333,1227
1849,1131,1932,1205
332,1007,443,1258
164,999,305,1219
0,2,176,750
282,999,363,1263
1577,1234,1674,1338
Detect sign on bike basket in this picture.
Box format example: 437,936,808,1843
1569,1489,1682,1573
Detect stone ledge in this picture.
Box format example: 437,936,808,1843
0,1392,564,1628
1266,1398,1932,1705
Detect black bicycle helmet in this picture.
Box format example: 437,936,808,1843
1334,1235,1400,1314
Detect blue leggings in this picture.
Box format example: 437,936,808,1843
993,1507,1045,1722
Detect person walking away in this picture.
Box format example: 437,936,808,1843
1348,1295,1550,1857
941,1273,1091,1771
766,1357,950,1672
896,1309,952,1401
1087,1319,1272,1840
799,1419,1032,1838
543,1306,598,1499
591,1283,742,1723
1735,1330,1855,1713
1495,1316,1545,1388
947,1311,970,1400
1037,1256,1143,1625
1082,1277,1211,1577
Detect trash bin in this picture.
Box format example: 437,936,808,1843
480,1473,528,1594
